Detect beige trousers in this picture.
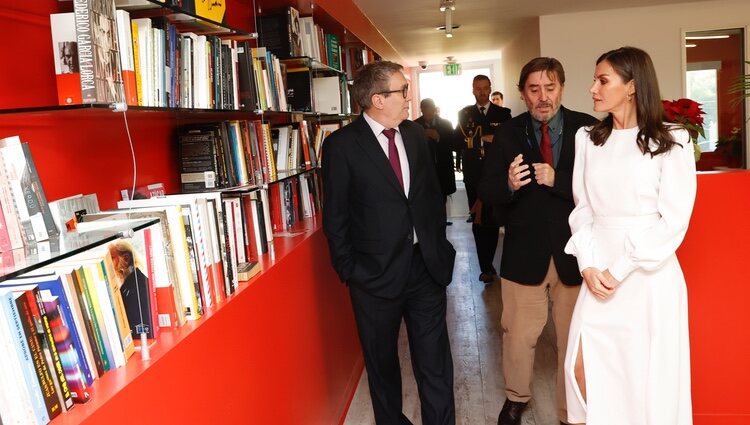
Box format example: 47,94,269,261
501,258,580,423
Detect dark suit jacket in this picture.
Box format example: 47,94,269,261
322,116,456,299
478,106,598,285
454,103,512,154
414,116,456,196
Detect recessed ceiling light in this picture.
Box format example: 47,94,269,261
685,35,730,40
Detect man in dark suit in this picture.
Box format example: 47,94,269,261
322,61,457,425
478,58,598,425
415,98,456,225
455,75,512,282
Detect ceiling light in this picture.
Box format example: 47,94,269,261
685,35,730,40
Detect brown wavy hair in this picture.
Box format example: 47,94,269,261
587,47,679,157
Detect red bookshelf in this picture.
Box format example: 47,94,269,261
0,0,383,423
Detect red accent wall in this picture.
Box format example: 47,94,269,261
679,171,750,425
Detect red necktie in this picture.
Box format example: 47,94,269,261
382,128,404,189
540,122,553,166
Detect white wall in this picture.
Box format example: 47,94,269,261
540,0,750,116
501,18,541,115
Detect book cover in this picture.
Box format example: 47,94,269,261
115,9,138,106
13,287,65,419
73,0,125,104
3,272,93,399
50,12,82,105
236,261,260,282
178,124,221,192
236,41,259,111
257,7,302,59
104,236,155,340
0,289,52,424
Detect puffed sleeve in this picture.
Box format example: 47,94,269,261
608,129,697,281
564,127,596,272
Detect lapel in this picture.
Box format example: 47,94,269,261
400,121,419,199
558,107,575,169
352,117,408,198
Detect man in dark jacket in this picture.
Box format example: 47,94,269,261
455,75,512,282
478,58,598,425
415,98,456,224
323,61,456,425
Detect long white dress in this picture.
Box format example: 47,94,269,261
563,126,696,425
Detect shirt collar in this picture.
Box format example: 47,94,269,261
363,112,400,137
532,107,563,135
477,102,491,112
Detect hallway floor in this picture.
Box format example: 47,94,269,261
344,192,562,425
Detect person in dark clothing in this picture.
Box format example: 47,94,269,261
415,98,456,225
478,57,598,425
455,75,511,282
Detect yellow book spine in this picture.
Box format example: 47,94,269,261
131,21,143,106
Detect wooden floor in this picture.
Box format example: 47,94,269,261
343,199,561,425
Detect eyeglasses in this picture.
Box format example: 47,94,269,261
377,85,409,98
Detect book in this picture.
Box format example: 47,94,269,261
257,7,302,59
178,124,222,192
0,289,52,424
312,76,341,114
2,273,92,401
236,261,260,282
119,182,166,201
0,137,59,243
50,12,82,105
115,9,138,106
73,0,125,104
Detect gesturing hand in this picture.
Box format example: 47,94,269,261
508,154,531,191
532,162,555,187
425,128,439,140
581,267,616,300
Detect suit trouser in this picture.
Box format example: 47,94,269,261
349,245,455,425
462,150,481,209
472,223,499,274
500,258,580,423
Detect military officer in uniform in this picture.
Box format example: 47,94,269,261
455,74,512,282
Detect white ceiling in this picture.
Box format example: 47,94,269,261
352,0,722,66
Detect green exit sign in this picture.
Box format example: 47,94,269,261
443,63,462,76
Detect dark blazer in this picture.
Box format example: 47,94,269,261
454,103,512,153
414,116,456,197
322,116,456,298
478,106,598,285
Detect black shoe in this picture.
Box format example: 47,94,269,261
446,221,453,226
466,216,473,223
498,400,527,425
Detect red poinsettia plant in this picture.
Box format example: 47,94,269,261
662,98,705,161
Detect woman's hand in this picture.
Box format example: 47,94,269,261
582,267,616,300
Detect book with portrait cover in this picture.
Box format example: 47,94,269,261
50,12,82,105
73,0,125,104
257,6,303,59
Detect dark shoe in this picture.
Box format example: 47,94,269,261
466,216,473,223
446,221,453,226
498,399,527,425
479,272,496,283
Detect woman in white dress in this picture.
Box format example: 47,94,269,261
563,46,696,425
